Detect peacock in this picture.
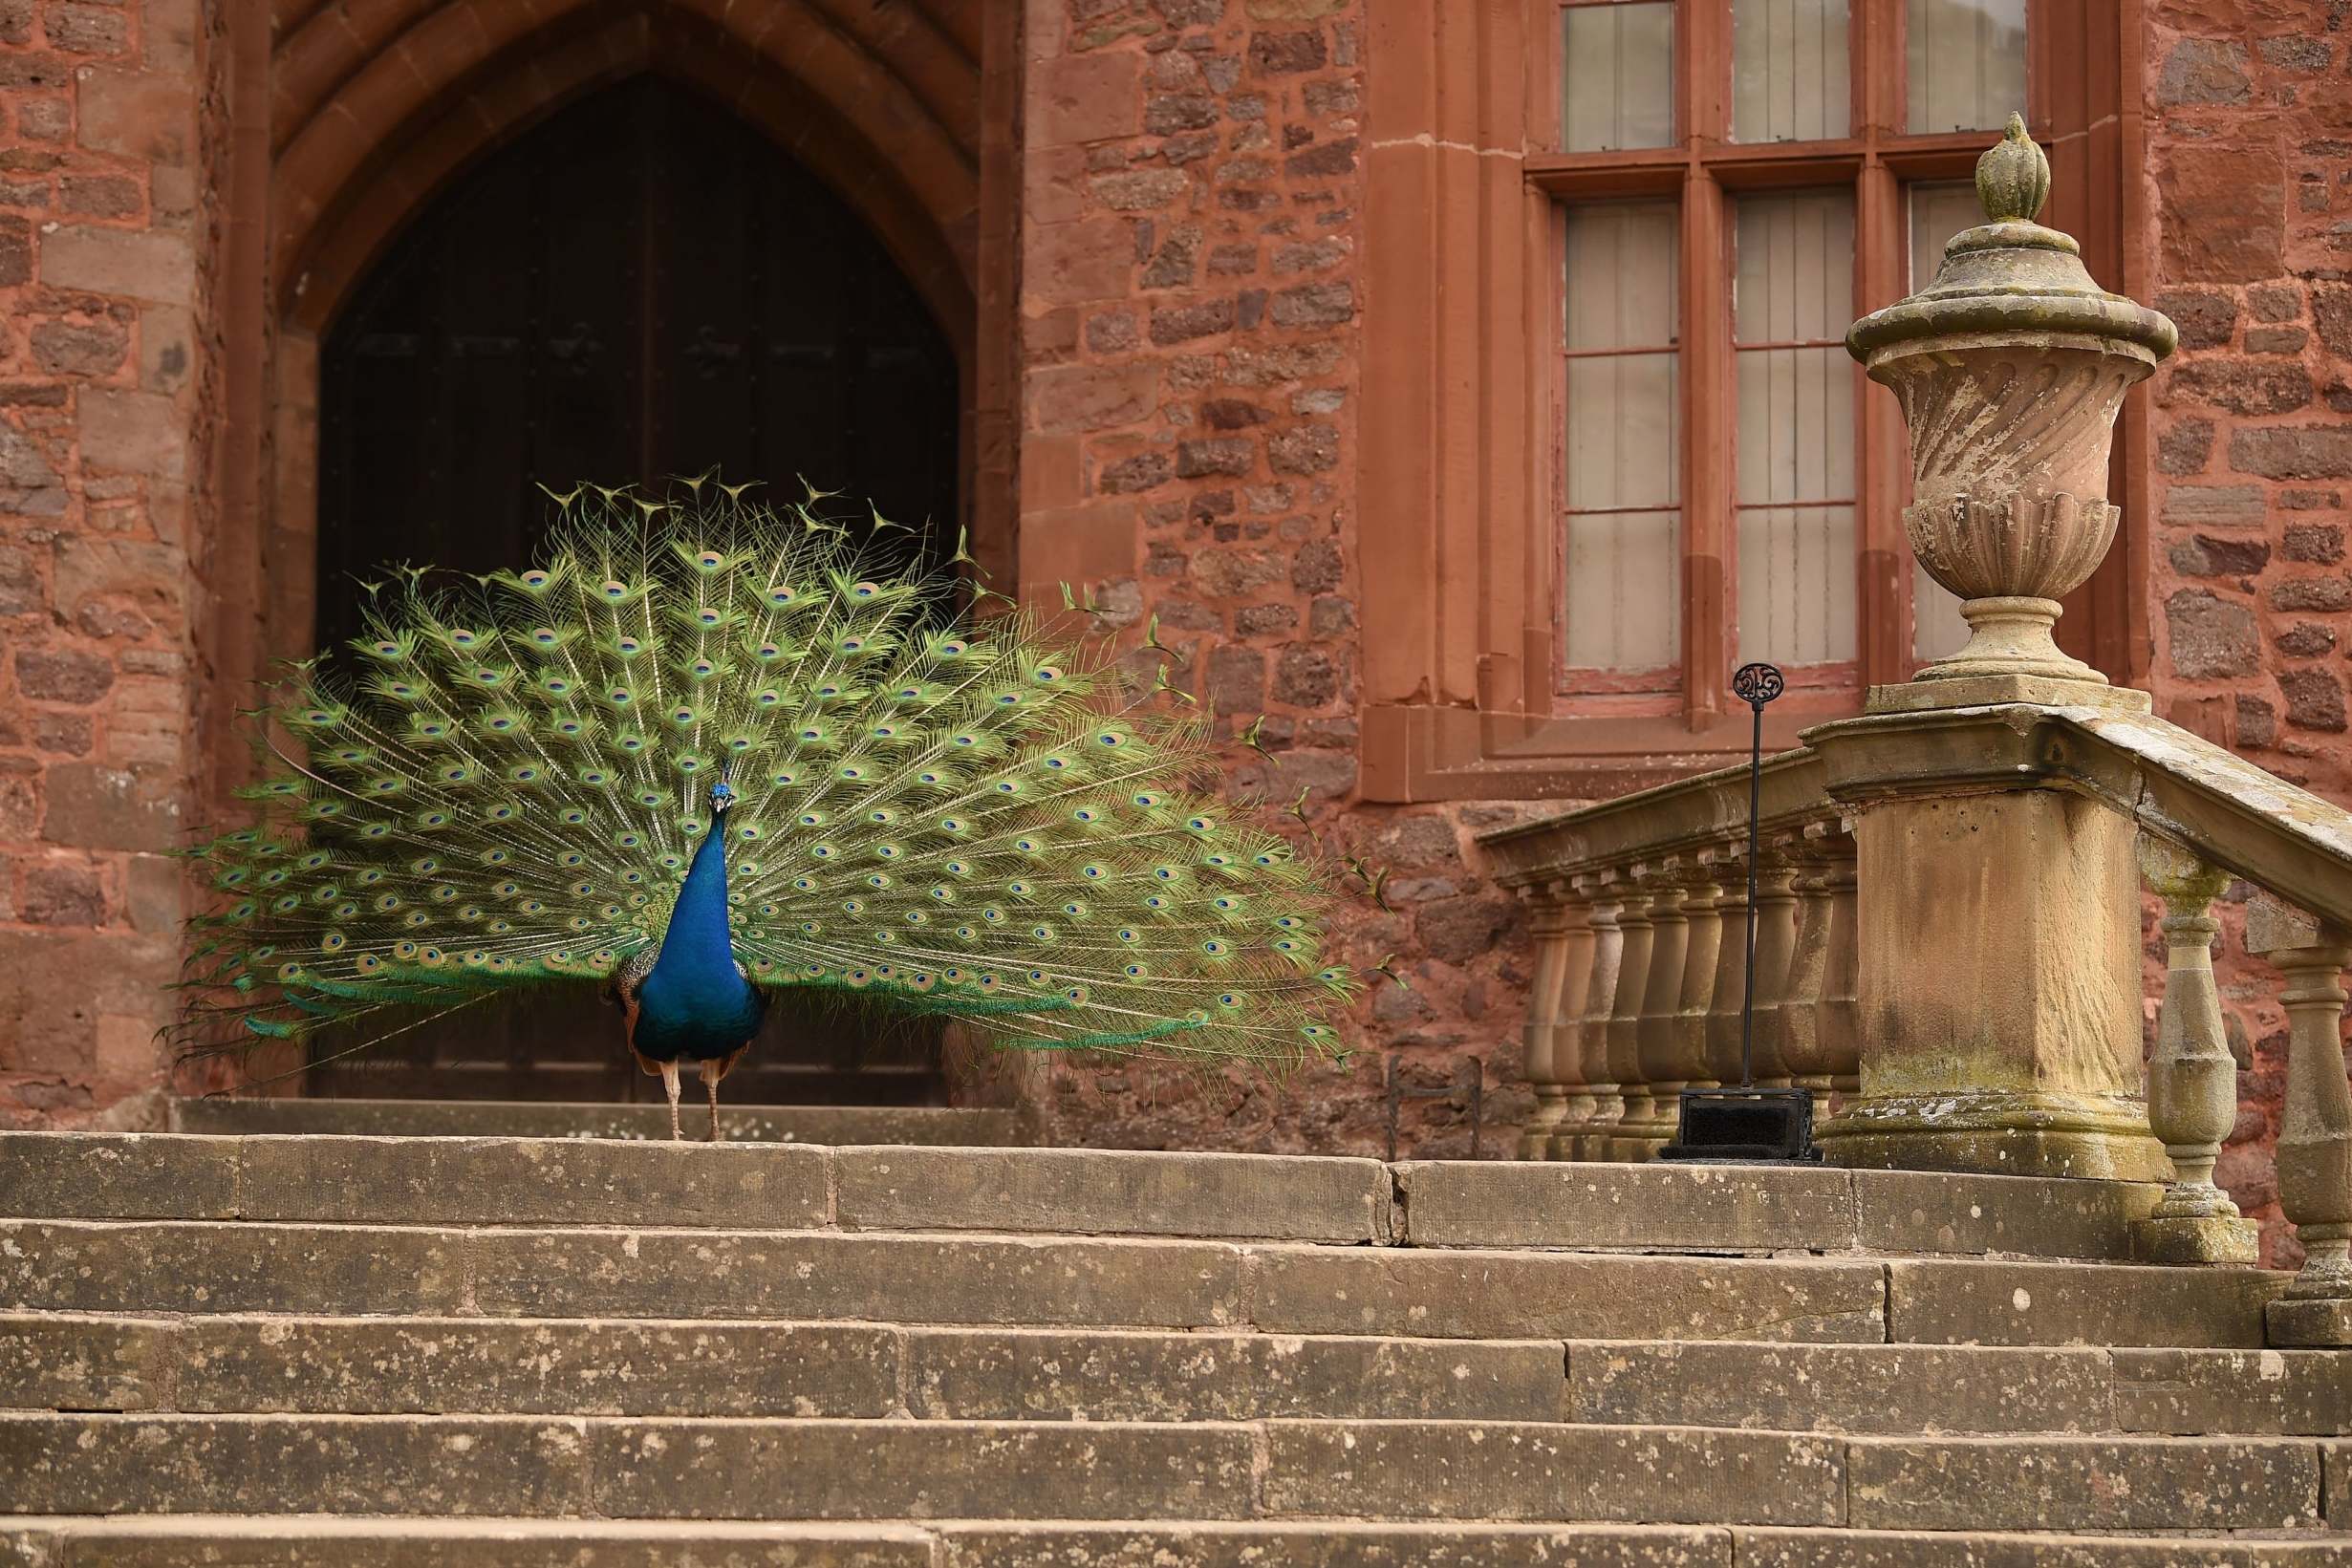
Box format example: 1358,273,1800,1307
176,482,1360,1138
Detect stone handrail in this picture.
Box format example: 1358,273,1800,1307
1481,754,1855,1163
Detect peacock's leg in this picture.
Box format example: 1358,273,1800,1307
658,1060,682,1141
701,1059,723,1143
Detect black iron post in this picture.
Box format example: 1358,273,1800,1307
1732,660,1783,1090
1658,661,1818,1163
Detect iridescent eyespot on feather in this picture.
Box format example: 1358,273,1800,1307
1081,865,1106,880
1072,809,1099,824
1116,929,1139,944
1201,939,1229,956
696,550,723,569
1124,964,1146,978
955,926,978,941
1042,756,1068,771
1217,993,1244,1011
531,628,559,646
600,581,629,600
1187,817,1214,832
851,582,880,599
1144,895,1169,911
1096,730,1126,748
1005,881,1032,897
1154,867,1177,881
1030,666,1063,684
768,588,797,607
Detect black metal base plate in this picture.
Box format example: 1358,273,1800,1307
1656,1087,1822,1164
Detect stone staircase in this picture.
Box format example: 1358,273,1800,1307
1,1132,2346,1565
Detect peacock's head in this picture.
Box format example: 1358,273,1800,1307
709,767,736,816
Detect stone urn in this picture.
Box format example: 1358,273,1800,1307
1845,115,2176,706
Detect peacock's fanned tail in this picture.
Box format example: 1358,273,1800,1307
176,483,1358,1074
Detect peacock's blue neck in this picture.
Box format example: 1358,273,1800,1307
644,822,746,1004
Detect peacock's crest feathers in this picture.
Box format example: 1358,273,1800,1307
178,484,1359,1069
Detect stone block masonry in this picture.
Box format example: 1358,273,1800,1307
2143,0,2352,1266
1010,0,1539,1155
0,0,211,1128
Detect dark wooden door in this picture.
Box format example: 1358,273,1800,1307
313,76,960,1106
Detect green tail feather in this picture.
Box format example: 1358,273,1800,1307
177,483,1360,1074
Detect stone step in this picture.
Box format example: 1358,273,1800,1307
1394,1160,2160,1259
168,1096,1032,1147
11,1315,2344,1437
2,1415,2342,1532
4,1219,2284,1347
0,1220,1887,1340
4,1521,2349,1568
8,1131,2180,1260
1566,1341,2352,1435
0,1315,1568,1423
0,1134,1392,1243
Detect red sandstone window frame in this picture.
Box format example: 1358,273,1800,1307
1356,0,2151,802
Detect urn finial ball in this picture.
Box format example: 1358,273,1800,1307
1975,112,2050,225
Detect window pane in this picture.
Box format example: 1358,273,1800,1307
1734,191,1857,664
1568,510,1683,670
1907,182,1983,661
1563,201,1680,676
1908,0,2027,134
1733,0,1850,142
1565,200,1679,350
1569,354,1678,511
1562,3,1675,152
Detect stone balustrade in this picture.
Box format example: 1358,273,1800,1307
1479,701,2352,1348
1481,753,1857,1167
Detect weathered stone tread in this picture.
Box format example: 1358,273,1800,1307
0,1315,1567,1423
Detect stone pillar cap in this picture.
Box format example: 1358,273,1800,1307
1846,115,2176,365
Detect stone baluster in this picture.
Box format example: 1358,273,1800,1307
1562,874,1626,1162
1516,882,1591,1161
1603,873,1659,1161
1747,850,1802,1089
2131,841,2257,1265
1628,863,1691,1155
1775,827,1840,1117
1703,846,1752,1087
1809,820,1862,1106
1671,858,1729,1105
2249,895,2352,1346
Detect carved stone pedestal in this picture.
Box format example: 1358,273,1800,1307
1806,709,2169,1182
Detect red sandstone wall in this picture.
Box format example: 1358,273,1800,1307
2143,0,2352,1260
0,0,209,1128
1006,0,1537,1153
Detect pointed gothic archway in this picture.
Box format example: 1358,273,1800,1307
214,2,1025,1104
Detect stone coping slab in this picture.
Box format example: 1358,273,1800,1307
1,1133,2192,1260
